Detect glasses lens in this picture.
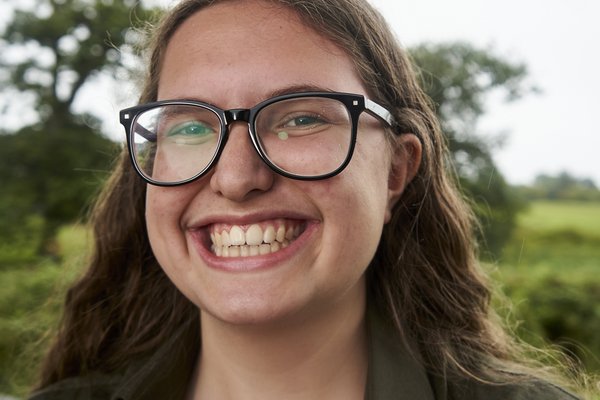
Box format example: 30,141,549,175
255,97,352,177
130,104,222,183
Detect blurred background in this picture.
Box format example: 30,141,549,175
0,0,598,398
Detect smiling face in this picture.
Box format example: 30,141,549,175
145,0,414,327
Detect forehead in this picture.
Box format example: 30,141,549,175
157,0,366,106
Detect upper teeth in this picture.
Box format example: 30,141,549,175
210,222,302,257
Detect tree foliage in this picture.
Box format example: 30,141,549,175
0,0,150,127
410,42,534,257
0,0,155,256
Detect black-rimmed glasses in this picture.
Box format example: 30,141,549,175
119,91,394,186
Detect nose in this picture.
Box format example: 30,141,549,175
209,123,274,202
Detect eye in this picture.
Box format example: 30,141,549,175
282,114,326,128
255,97,348,141
166,121,217,145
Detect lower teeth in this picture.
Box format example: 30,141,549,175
213,240,290,257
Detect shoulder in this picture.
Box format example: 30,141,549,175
443,377,581,400
366,305,580,400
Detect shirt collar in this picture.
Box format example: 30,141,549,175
113,308,437,400
365,307,436,400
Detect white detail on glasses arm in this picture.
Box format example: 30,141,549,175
365,99,394,126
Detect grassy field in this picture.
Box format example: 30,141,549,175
496,200,600,380
0,225,90,397
503,201,600,270
518,201,600,236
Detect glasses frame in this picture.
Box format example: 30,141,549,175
119,91,395,186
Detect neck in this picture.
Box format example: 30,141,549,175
189,285,368,400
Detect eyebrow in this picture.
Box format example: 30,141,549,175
162,83,339,107
265,83,337,99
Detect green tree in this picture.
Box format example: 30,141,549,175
410,42,533,257
0,0,155,257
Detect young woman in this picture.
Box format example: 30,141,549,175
31,0,583,399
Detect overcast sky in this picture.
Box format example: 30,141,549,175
369,0,600,185
2,0,599,185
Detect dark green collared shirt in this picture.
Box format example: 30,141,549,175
30,310,579,400
364,311,578,400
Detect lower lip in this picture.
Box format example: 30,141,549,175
188,222,318,273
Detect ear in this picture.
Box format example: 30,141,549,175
385,133,422,223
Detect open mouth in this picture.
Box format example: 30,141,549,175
209,219,306,257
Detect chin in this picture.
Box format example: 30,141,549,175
200,300,301,327
205,292,314,329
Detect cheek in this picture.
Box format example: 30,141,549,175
145,185,194,260
146,186,175,233
350,139,392,213
145,185,204,302
350,143,392,237
311,140,391,258
145,185,193,222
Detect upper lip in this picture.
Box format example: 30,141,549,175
184,209,318,231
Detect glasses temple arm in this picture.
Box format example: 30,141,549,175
364,99,394,127
132,125,157,142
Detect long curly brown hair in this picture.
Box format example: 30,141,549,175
36,0,581,393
